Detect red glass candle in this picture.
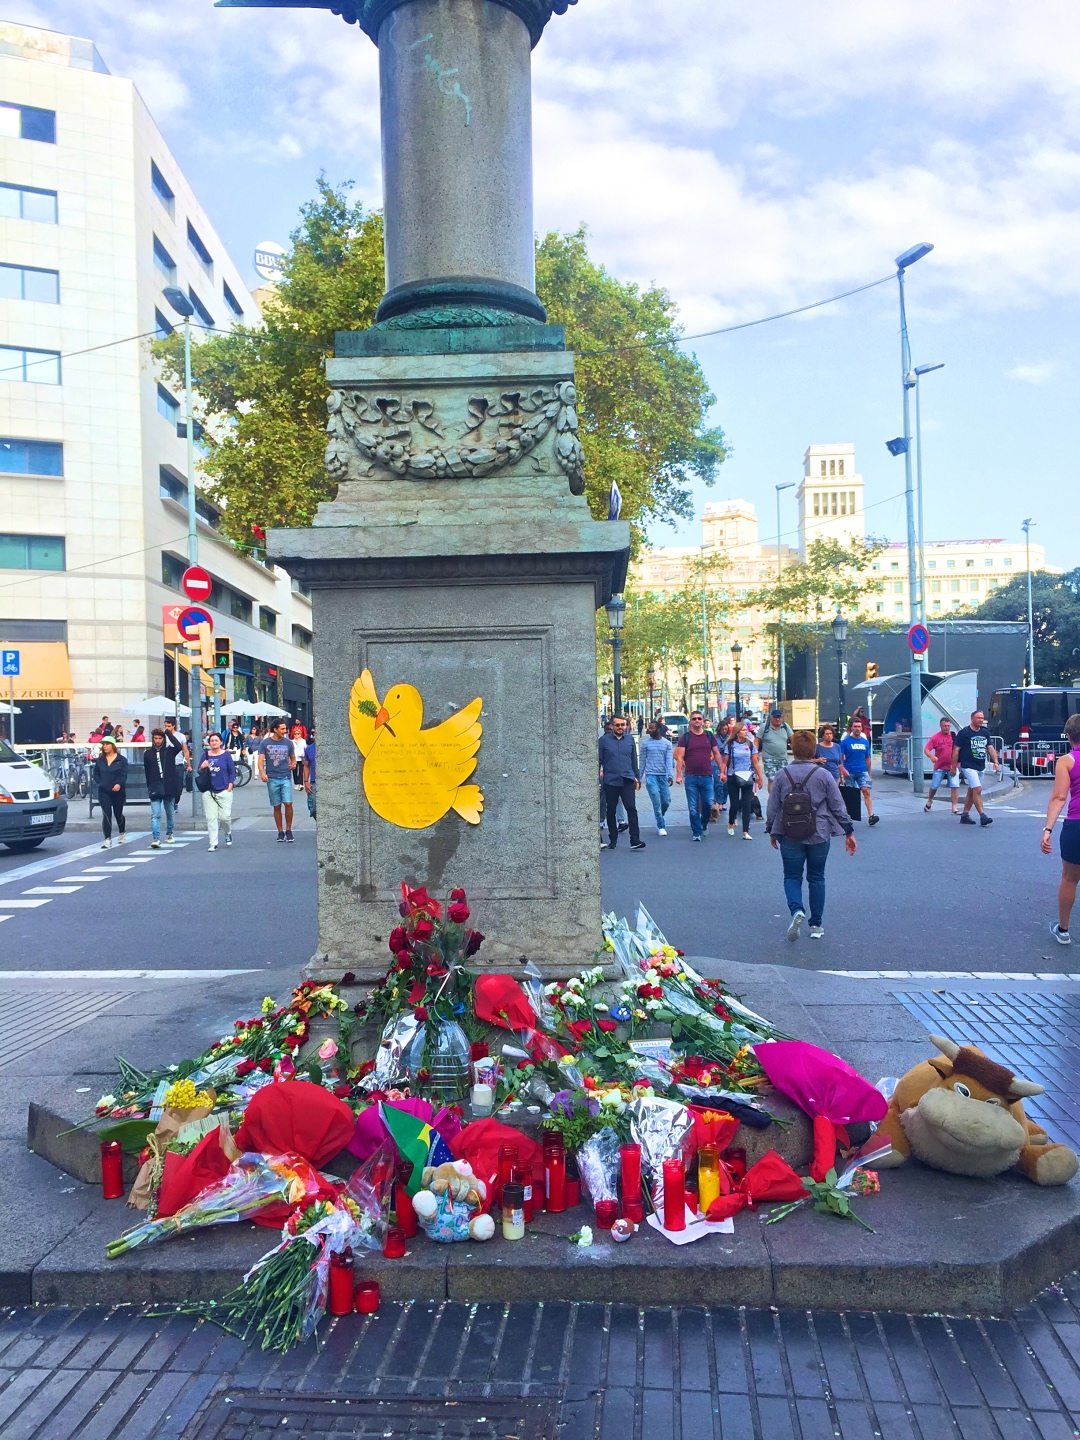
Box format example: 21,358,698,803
355,1280,381,1314
511,1165,534,1224
619,1142,642,1210
329,1252,354,1315
726,1147,747,1183
497,1144,519,1205
564,1153,581,1208
100,1140,124,1200
544,1147,566,1212
622,1197,645,1225
383,1225,407,1259
594,1198,617,1229
394,1181,418,1238
662,1158,686,1231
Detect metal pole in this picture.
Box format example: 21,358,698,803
611,631,622,715
8,675,14,747
914,379,925,623
837,643,845,729
775,481,794,701
1023,518,1036,684
734,661,741,721
899,266,925,795
699,549,709,723
182,313,203,807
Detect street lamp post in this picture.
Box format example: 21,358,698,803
775,480,795,702
1022,518,1036,684
605,594,626,715
678,657,690,714
731,642,742,722
832,612,848,730
894,242,933,796
911,361,944,622
647,666,656,724
163,284,203,807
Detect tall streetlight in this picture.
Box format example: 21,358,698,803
605,593,626,715
910,361,945,622
831,612,848,729
892,241,933,796
731,642,742,722
698,546,710,722
775,480,796,702
1022,518,1036,684
647,665,656,723
678,656,690,714
162,285,203,800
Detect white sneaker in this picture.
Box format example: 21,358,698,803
150,840,160,849
786,910,805,942
225,834,233,846
100,838,111,849
728,825,736,837
1051,923,1072,946
208,843,218,852
165,834,174,844
809,925,824,940
117,833,125,844
657,827,667,836
742,831,753,841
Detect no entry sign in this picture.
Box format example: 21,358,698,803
907,622,930,656
176,605,214,640
181,565,213,602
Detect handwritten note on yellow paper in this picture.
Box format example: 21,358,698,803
348,668,484,829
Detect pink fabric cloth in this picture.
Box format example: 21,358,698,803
925,730,954,770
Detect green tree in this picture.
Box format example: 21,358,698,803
964,569,1080,682
155,188,727,547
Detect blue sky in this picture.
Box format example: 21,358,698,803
16,0,1080,566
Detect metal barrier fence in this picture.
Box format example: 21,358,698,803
1000,738,1069,781
879,733,1018,787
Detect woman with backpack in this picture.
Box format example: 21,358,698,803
720,720,764,840
765,729,857,942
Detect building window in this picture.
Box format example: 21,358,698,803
820,460,826,476
0,182,57,222
970,579,980,592
1004,557,1013,567
965,558,974,568
893,581,903,594
222,280,243,318
928,560,937,570
187,221,213,272
156,383,179,424
0,345,60,384
150,160,174,214
894,603,904,614
838,459,845,477
830,459,836,476
153,236,177,285
0,102,56,143
946,559,956,569
950,579,961,592
154,308,174,340
0,438,62,476
291,625,312,650
931,579,941,593
158,466,187,504
161,551,186,588
848,490,855,512
291,577,311,598
259,606,277,634
983,558,993,567
890,561,899,571
989,578,999,590
0,262,59,303
839,492,848,515
932,598,942,609
188,287,214,330
195,495,220,529
812,493,820,516
0,532,64,569
875,602,884,614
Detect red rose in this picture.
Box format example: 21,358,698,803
426,963,448,978
450,887,467,902
248,1019,263,1031
259,1058,274,1073
388,927,407,952
416,1067,431,1083
412,918,434,942
234,1020,245,1030
394,951,412,971
447,902,470,924
596,1017,617,1033
353,1001,368,1017
464,929,485,957
341,971,357,986
566,1019,594,1043
284,1034,301,1049
333,1082,352,1099
359,1059,375,1077
235,1059,256,1077
414,1006,429,1021
408,980,427,1006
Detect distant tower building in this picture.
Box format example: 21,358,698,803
797,444,864,555
701,499,761,555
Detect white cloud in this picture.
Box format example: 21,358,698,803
1007,361,1057,384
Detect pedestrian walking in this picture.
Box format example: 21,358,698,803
198,731,236,851
130,720,145,743
1041,713,1080,945
923,718,959,816
303,728,317,821
94,738,128,848
954,708,1000,827
597,714,646,851
758,709,793,791
813,724,842,782
112,724,126,745
290,721,307,783
674,711,723,842
721,719,764,840
246,722,262,753
640,720,674,835
224,719,245,756
258,719,298,843
766,728,857,941
144,728,178,848
98,715,114,738
163,717,191,798
840,717,879,825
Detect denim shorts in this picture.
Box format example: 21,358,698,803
931,768,960,790
266,776,294,806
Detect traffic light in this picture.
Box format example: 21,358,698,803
213,636,232,671
196,621,213,671
865,661,879,681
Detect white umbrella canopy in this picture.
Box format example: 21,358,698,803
122,695,191,717
219,700,291,718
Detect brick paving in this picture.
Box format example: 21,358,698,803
2,1280,1080,1439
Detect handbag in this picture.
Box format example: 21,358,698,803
195,767,213,793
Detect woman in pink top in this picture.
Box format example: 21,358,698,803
923,718,959,815
1041,713,1080,944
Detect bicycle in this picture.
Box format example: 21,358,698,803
233,754,253,787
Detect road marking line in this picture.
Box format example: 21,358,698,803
102,863,133,871
80,868,117,875
0,916,10,922
61,874,109,881
0,968,261,980
0,898,50,908
22,885,82,895
824,969,1080,981
0,832,150,886
115,856,155,864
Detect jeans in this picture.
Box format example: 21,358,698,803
150,795,176,841
306,782,316,819
727,776,755,834
778,836,830,925
644,774,671,827
712,762,727,807
603,780,640,845
684,773,713,837
98,789,125,840
201,787,233,846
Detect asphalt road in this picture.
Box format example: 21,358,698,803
0,778,1072,976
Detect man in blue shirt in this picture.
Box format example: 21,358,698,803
597,714,646,851
839,717,879,826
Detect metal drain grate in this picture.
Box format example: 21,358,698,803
0,987,132,1068
895,988,1080,1151
190,1392,559,1440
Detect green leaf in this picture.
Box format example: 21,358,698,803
825,1167,838,1186
98,1118,156,1153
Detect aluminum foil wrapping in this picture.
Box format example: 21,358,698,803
629,1096,696,1196
360,1013,422,1093
576,1127,622,1204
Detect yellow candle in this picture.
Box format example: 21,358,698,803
697,1145,720,1214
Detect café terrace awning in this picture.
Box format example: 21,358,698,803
0,642,73,701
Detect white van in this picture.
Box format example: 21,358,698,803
0,738,68,852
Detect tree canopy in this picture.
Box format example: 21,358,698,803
964,569,1080,682
746,537,888,659
156,183,726,549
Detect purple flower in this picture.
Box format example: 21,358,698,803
550,1089,573,1116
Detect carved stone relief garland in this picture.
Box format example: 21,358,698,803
325,381,585,493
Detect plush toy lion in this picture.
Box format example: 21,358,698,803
875,1033,1077,1185
411,1160,496,1242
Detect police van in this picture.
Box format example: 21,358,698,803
989,686,1080,778
0,737,68,851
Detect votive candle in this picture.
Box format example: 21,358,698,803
697,1145,721,1215
511,1165,534,1224
662,1158,686,1231
594,1198,618,1229
544,1147,566,1212
394,1180,418,1238
383,1226,407,1259
329,1252,354,1315
619,1143,642,1211
100,1140,124,1200
355,1280,381,1314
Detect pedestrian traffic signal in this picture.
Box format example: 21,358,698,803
196,621,214,670
213,637,232,671
865,662,879,681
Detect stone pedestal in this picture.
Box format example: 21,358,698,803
271,327,629,978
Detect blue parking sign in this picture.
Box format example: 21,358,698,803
1,649,19,676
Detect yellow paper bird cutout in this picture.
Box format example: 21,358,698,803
349,668,484,829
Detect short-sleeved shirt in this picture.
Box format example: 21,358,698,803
759,722,793,763
304,741,317,784
676,729,717,776
839,734,871,775
815,742,842,781
954,725,990,772
259,735,296,780
925,730,954,770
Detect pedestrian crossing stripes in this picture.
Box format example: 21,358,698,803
22,885,82,895
824,969,1080,982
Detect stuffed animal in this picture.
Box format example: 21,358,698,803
411,1160,496,1242
875,1033,1078,1185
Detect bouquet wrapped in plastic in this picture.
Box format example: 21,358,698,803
576,1127,622,1204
